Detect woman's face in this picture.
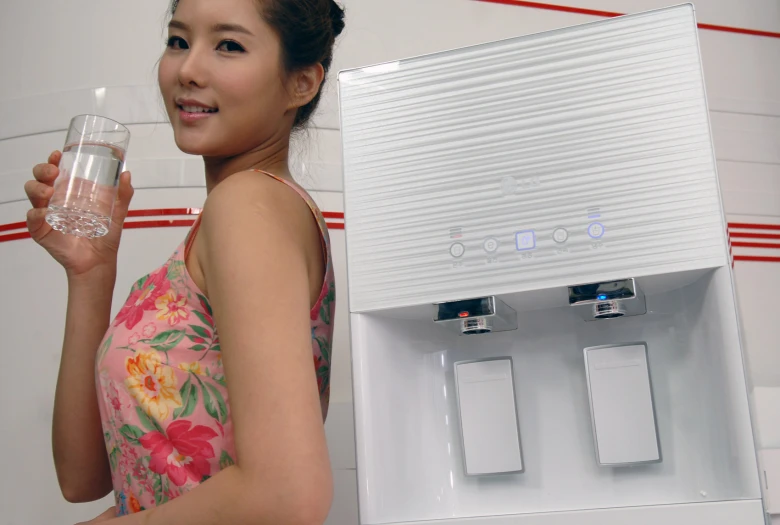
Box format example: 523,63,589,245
159,0,294,157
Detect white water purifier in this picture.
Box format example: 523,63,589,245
339,4,766,525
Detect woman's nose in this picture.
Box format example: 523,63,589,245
177,47,208,87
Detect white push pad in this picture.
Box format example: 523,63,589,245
758,449,780,514
455,358,523,475
585,344,660,466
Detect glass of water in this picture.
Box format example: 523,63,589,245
45,115,130,238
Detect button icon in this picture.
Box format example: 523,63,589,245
501,176,517,195
588,222,605,239
450,242,465,258
515,231,536,251
483,238,499,253
553,227,569,244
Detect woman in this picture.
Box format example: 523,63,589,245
23,0,343,522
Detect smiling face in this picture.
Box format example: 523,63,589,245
158,0,296,157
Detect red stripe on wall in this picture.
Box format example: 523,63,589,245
474,0,780,39
0,231,31,243
733,256,780,263
0,221,26,233
696,22,780,39
731,241,780,250
475,0,621,18
729,232,780,240
729,223,780,231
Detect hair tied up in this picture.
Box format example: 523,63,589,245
168,0,346,130
329,0,346,38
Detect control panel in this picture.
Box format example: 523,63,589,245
447,203,610,268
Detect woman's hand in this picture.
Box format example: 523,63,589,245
76,506,117,524
25,150,134,278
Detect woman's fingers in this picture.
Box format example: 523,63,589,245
111,171,135,225
48,150,62,167
26,207,52,242
25,153,62,242
24,179,54,208
32,162,59,185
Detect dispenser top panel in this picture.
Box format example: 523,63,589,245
340,4,728,313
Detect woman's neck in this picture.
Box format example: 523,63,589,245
202,135,292,194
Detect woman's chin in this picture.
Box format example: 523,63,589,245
172,135,218,157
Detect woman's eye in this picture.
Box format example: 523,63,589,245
217,40,245,53
167,36,188,50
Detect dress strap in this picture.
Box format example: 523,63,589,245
184,171,329,268
184,213,203,262
250,170,330,262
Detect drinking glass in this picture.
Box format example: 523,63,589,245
45,114,130,238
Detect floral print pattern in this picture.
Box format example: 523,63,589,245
140,420,218,487
114,267,171,330
155,290,190,326
95,172,335,515
125,351,183,421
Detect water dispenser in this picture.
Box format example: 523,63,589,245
339,5,765,524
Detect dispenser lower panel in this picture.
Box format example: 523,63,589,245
455,358,524,475
349,269,762,524
584,343,661,466
387,500,766,525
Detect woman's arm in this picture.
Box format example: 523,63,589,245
101,172,332,525
53,269,116,502
27,156,134,503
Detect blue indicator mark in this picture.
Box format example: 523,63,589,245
515,230,536,251
587,207,601,219
588,222,605,239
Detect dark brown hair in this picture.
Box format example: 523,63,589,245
170,0,345,129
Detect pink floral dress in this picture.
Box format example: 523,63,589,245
95,172,335,515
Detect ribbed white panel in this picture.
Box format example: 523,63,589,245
340,4,729,313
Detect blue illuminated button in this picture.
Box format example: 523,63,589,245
515,230,536,251
588,222,605,239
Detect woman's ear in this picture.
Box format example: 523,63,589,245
287,63,325,111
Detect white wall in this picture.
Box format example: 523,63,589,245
0,1,777,524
